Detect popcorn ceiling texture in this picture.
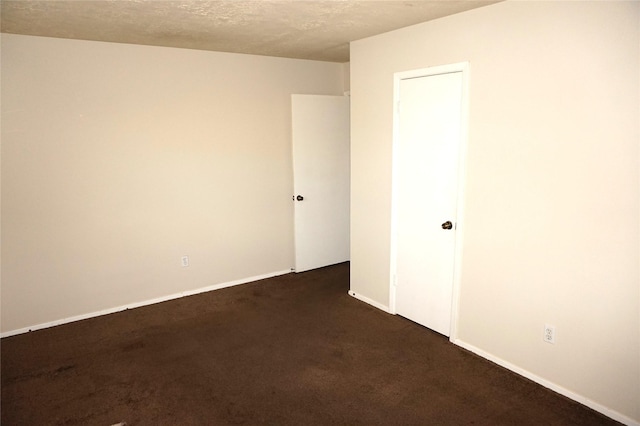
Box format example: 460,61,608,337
0,1,498,62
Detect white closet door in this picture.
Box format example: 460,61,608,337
393,70,464,336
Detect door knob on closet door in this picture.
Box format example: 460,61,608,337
441,221,453,230
296,195,304,201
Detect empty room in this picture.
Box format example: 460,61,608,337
1,1,638,425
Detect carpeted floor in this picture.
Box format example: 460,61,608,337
1,262,620,425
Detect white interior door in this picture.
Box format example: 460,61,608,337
392,66,466,336
292,95,350,273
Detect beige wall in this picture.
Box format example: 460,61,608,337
350,1,639,423
1,34,344,333
342,62,350,93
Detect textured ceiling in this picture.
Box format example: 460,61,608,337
1,1,499,62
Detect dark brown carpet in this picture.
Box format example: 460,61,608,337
1,262,620,425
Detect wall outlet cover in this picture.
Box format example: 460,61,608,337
544,324,556,344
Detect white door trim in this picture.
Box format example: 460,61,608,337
389,62,469,342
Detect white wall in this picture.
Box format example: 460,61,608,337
350,1,639,423
1,34,345,334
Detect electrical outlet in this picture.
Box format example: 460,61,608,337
543,324,556,344
181,255,189,267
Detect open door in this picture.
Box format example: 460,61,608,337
292,94,350,273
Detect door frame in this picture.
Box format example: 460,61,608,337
389,62,469,341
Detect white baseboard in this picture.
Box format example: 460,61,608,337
453,339,639,426
348,290,391,313
1,269,291,338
